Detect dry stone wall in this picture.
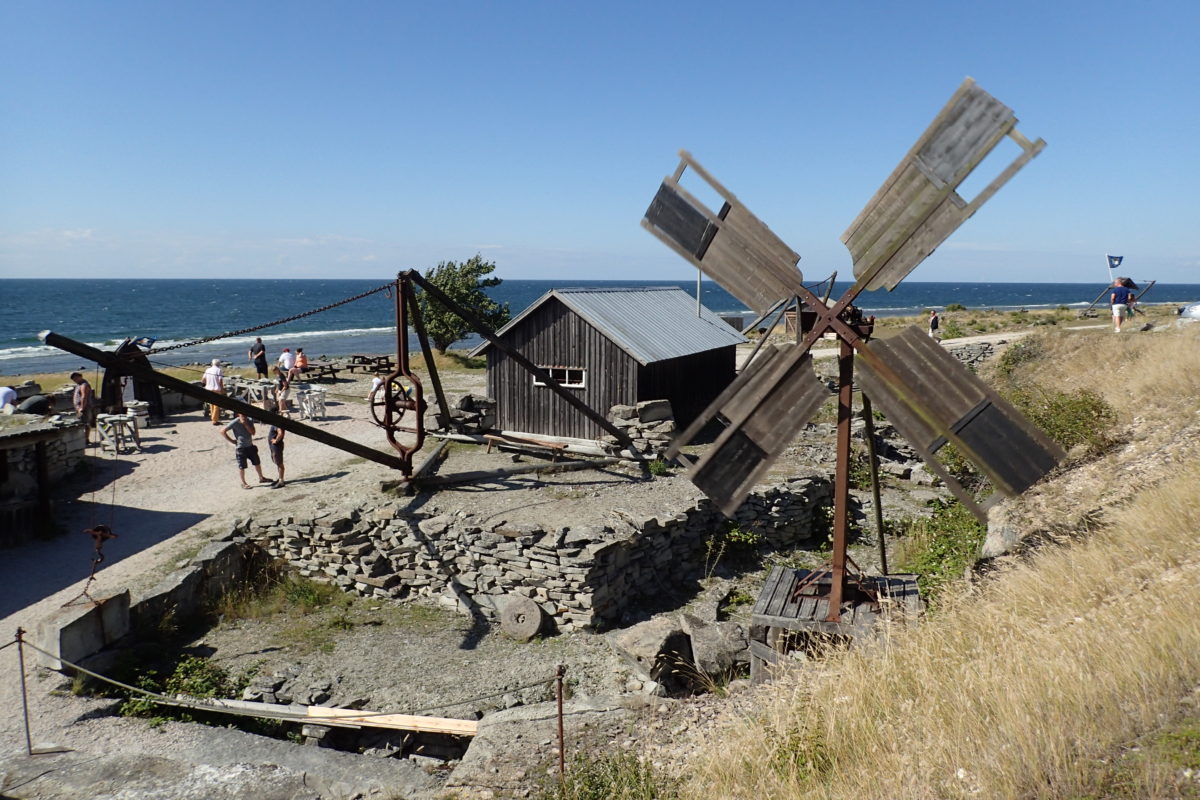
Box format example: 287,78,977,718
239,475,833,632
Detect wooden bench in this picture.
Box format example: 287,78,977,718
295,364,340,383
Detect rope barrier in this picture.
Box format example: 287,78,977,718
14,633,555,726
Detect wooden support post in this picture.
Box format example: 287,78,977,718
827,337,855,622
861,393,889,576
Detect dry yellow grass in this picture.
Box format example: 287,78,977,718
686,324,1200,800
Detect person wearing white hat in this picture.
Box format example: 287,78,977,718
202,358,225,425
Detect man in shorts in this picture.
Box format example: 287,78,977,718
70,372,96,443
248,337,269,379
220,413,272,489
267,419,286,488
1110,278,1135,333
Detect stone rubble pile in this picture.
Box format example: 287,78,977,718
426,393,497,435
600,399,676,457
239,476,833,633
241,665,336,706
946,340,996,369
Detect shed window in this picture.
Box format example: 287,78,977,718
534,366,586,389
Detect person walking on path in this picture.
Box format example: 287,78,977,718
249,337,269,379
928,309,941,340
1110,278,1135,333
221,412,272,489
267,421,286,488
202,359,225,424
70,372,96,443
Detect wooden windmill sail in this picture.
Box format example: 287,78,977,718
643,77,1061,623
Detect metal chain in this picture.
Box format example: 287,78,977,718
148,280,397,355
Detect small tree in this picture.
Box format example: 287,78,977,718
416,255,510,353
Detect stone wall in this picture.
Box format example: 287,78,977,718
241,475,833,633
0,419,87,547
601,400,676,457
38,531,258,671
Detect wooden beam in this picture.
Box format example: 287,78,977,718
307,705,477,736
39,330,410,472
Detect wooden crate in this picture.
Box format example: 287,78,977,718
749,566,923,683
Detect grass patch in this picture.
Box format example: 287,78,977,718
536,750,678,800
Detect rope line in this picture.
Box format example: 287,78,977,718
146,280,397,355
16,635,553,724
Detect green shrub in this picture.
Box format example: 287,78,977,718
941,320,966,339
538,750,677,800
894,501,987,603
647,458,671,477
995,338,1043,378
704,521,765,576
945,303,967,312
847,450,873,489
1004,385,1117,455
119,655,247,722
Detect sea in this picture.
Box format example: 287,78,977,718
3,278,1199,378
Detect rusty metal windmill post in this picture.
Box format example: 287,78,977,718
642,79,1064,656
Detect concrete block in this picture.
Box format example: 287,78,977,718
132,567,202,631
36,591,131,671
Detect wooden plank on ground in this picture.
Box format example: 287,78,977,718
306,706,478,736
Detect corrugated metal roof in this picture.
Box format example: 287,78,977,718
471,287,746,365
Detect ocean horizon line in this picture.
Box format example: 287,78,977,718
1,277,1179,286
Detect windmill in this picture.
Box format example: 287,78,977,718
642,78,1063,630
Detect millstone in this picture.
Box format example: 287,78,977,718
500,596,543,641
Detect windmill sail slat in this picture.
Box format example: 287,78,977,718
857,328,1063,497
687,349,829,514
841,78,1041,292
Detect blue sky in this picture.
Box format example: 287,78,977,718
1,0,1197,284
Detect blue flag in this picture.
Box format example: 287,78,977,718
1107,255,1124,270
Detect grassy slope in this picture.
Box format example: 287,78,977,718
687,324,1200,799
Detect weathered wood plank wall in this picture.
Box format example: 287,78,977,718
488,299,636,439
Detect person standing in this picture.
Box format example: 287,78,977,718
0,385,16,412
268,421,286,488
1110,278,1135,333
248,337,269,379
275,377,292,414
220,413,271,489
202,359,225,424
928,309,941,340
70,372,96,443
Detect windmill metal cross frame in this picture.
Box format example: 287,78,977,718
644,78,1062,623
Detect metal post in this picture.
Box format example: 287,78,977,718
556,664,566,782
826,338,854,622
861,393,889,575
16,628,32,755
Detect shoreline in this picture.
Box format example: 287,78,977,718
7,300,1192,378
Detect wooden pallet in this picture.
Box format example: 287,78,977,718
749,566,923,683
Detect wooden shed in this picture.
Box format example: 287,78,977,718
471,287,746,440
